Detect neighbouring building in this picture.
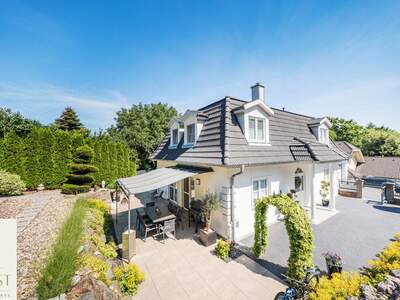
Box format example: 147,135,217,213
354,156,400,188
332,140,365,177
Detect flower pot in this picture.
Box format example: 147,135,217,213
325,258,342,277
199,228,217,246
322,199,330,207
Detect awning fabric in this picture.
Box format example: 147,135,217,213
117,166,212,195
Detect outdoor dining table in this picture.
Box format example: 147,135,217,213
145,201,176,224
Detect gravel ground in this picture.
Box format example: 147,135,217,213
0,197,32,219
15,189,110,300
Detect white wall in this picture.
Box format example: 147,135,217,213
229,162,313,240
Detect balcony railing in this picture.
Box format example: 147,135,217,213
339,180,357,191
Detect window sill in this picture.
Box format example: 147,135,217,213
182,143,195,148
168,144,178,149
248,141,271,146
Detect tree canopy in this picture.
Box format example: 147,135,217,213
108,102,177,170
329,117,400,157
54,107,84,131
0,108,42,138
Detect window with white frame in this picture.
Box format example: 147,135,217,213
249,117,266,143
171,128,179,145
252,178,267,209
294,168,304,192
186,123,195,144
319,127,328,144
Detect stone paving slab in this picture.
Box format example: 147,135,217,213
112,196,286,300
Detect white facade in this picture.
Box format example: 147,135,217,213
156,158,347,241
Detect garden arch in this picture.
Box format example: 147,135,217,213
253,194,314,280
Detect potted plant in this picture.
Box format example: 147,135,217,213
320,180,330,207
322,252,343,276
199,192,219,246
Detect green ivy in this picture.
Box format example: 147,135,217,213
253,194,314,280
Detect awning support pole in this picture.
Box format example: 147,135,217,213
128,193,131,261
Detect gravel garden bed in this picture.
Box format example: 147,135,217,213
15,189,110,299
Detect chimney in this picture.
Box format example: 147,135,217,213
251,82,265,102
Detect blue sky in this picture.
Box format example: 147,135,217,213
0,1,399,131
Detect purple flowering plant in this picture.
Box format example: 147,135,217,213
322,251,343,267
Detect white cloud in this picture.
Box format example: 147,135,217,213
0,82,130,129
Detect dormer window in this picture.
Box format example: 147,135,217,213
186,124,195,144
319,127,328,144
249,117,266,143
172,129,179,145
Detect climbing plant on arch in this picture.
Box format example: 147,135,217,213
253,194,314,280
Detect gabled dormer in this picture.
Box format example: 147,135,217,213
168,116,184,149
308,117,332,145
233,83,274,145
181,110,207,148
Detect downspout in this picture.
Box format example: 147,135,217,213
230,165,245,244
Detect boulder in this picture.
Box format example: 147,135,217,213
360,284,381,300
67,275,121,300
377,276,400,295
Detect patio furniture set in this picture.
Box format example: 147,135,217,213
135,191,204,242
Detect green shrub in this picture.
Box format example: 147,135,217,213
253,194,314,280
88,198,110,214
69,163,99,174
65,174,95,185
365,239,400,286
0,170,26,196
36,199,88,299
309,272,367,300
61,183,91,194
78,254,109,285
90,235,117,259
113,263,145,296
215,239,231,260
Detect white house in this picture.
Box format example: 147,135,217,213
127,83,349,242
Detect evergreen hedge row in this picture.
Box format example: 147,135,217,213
0,127,135,190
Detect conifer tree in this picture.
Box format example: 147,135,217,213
54,107,83,131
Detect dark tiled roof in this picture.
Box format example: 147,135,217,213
332,141,360,155
356,157,400,180
152,97,348,166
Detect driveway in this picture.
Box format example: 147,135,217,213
239,187,400,276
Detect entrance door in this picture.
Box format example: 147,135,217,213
183,178,190,209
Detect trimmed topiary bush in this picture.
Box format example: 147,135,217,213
0,170,26,196
61,145,98,194
253,194,314,280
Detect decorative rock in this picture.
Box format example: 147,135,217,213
67,275,121,300
360,284,380,300
71,275,81,286
377,276,400,295
77,245,84,254
390,269,400,279
37,184,45,192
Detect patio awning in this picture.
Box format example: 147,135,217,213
117,166,212,196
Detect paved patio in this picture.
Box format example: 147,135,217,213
112,195,286,300
239,187,400,276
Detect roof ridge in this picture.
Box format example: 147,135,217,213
222,97,231,165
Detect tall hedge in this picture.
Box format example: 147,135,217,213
0,128,135,190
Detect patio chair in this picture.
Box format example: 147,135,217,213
137,211,158,241
155,218,176,243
